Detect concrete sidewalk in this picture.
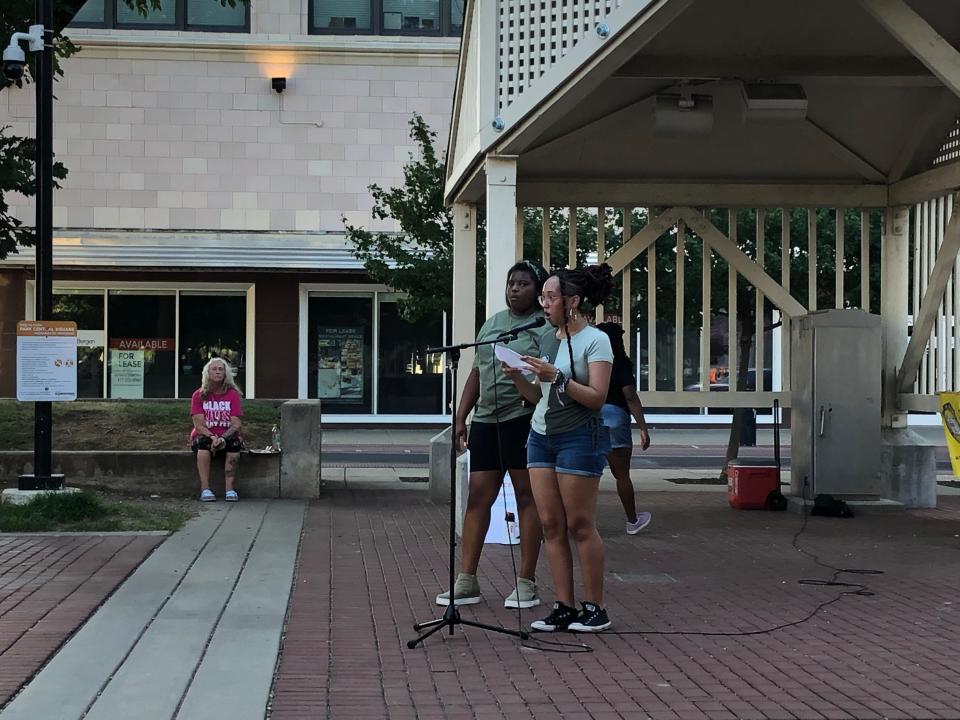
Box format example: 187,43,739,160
0,500,305,720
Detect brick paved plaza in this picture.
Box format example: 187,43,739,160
270,490,960,720
0,534,163,706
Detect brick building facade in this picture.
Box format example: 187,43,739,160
0,0,460,419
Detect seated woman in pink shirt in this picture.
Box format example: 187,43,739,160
190,358,244,502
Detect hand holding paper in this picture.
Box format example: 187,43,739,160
494,344,533,372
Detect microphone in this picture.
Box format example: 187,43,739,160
497,315,546,339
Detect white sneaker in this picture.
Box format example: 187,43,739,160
435,573,481,606
626,511,652,535
504,577,541,609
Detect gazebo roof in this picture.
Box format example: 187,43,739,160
446,0,960,208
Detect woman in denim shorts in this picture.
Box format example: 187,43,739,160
597,322,653,536
503,264,615,633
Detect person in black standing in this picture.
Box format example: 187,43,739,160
597,322,652,535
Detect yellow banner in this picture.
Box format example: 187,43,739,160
939,392,960,478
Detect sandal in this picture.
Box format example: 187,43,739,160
200,489,216,502
225,490,239,502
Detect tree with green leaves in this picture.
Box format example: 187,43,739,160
344,113,462,323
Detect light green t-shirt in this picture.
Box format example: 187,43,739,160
472,308,560,423
531,325,613,435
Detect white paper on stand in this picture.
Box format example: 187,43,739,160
494,344,533,371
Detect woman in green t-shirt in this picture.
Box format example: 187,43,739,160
436,261,556,610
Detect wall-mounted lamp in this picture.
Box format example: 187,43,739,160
271,77,287,94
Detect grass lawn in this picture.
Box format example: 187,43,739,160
0,490,192,532
0,400,281,451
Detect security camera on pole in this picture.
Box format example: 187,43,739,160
6,2,63,493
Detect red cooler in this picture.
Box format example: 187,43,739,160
727,459,780,510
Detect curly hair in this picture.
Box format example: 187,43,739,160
554,263,614,310
551,263,614,382
200,357,243,400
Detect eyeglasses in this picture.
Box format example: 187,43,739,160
538,294,562,307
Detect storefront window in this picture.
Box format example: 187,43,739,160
107,292,176,399
307,296,373,413
52,291,105,399
378,300,443,413
178,293,247,398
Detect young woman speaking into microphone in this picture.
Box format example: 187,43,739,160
502,264,615,632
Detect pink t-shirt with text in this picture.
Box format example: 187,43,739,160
190,388,244,440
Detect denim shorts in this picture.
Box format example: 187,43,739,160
601,404,633,449
527,419,611,477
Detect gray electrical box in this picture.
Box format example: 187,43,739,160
790,310,881,498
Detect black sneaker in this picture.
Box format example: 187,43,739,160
567,602,611,632
530,602,578,632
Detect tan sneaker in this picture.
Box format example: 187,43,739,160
504,577,540,609
435,573,481,606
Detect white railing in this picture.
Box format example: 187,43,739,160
910,193,958,395
523,205,880,408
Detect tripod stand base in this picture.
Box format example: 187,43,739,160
407,603,530,649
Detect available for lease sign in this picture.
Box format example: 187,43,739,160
110,349,145,398
16,320,78,402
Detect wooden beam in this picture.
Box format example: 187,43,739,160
836,208,845,308
614,54,934,80
859,0,960,98
636,391,790,408
728,209,738,392
890,162,960,206
541,206,551,268
897,393,939,412
518,181,887,209
897,206,960,392
802,120,886,182
675,219,685,392
567,207,577,268
595,208,605,323
756,209,765,391
808,209,818,311
681,208,808,318
648,232,657,392
605,206,683,274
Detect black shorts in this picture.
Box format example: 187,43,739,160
192,436,244,453
467,414,532,473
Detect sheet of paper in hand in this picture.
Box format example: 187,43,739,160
494,344,533,371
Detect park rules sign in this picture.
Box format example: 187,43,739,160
16,320,78,402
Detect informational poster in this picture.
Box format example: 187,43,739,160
110,349,144,398
16,320,78,402
317,327,363,403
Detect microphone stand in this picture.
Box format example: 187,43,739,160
407,331,530,649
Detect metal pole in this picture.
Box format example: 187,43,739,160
20,0,60,491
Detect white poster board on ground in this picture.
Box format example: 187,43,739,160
455,451,520,545
16,320,78,402
485,472,521,545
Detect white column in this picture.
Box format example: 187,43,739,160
881,205,910,428
485,155,519,316
452,202,478,401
